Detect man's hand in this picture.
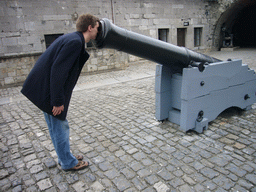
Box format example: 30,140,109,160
52,105,64,116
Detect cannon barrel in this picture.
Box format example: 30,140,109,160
96,18,221,73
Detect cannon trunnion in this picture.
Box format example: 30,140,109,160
96,18,256,133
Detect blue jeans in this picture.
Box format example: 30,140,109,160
43,112,78,169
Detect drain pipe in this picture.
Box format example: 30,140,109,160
110,0,115,23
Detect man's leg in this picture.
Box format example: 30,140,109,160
43,112,78,170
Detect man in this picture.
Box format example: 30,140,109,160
21,14,100,171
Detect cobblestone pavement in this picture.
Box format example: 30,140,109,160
1,48,256,192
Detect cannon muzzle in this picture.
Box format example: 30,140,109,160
96,18,221,73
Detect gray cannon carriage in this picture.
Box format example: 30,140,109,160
96,18,256,133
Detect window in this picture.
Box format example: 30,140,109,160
44,34,64,48
194,28,202,47
158,29,169,42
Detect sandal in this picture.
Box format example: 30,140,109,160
63,161,89,172
75,155,83,161
58,155,84,166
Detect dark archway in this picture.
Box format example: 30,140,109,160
232,1,256,47
213,0,256,50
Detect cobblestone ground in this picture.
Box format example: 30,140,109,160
1,48,256,192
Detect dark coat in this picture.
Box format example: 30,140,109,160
21,32,89,120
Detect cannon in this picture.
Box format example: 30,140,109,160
96,18,256,133
96,19,221,74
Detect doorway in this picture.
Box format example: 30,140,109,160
177,28,186,47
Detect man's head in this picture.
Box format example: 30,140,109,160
76,14,99,32
76,14,101,42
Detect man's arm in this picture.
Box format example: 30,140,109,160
50,39,82,108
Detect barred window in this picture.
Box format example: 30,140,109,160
194,28,202,47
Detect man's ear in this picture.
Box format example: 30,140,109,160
88,25,92,32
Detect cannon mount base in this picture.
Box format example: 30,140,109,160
155,59,256,133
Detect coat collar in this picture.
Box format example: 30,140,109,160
75,31,85,53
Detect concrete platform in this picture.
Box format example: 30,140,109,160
220,47,239,52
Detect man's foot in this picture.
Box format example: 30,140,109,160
75,155,83,161
58,155,84,166
63,161,89,172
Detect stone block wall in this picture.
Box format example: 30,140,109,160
0,49,129,87
0,53,40,86
0,0,229,87
0,0,132,87
84,49,129,74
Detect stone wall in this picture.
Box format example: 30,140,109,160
0,50,129,87
0,0,235,87
85,49,129,74
0,53,40,86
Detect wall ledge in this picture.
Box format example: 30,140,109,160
0,52,42,60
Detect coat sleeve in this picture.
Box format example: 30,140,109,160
50,39,82,107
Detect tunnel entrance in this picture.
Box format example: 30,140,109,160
215,0,256,49
232,1,256,47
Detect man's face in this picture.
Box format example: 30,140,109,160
90,22,100,40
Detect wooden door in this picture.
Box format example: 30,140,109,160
177,28,186,47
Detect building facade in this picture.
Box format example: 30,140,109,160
0,0,255,86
